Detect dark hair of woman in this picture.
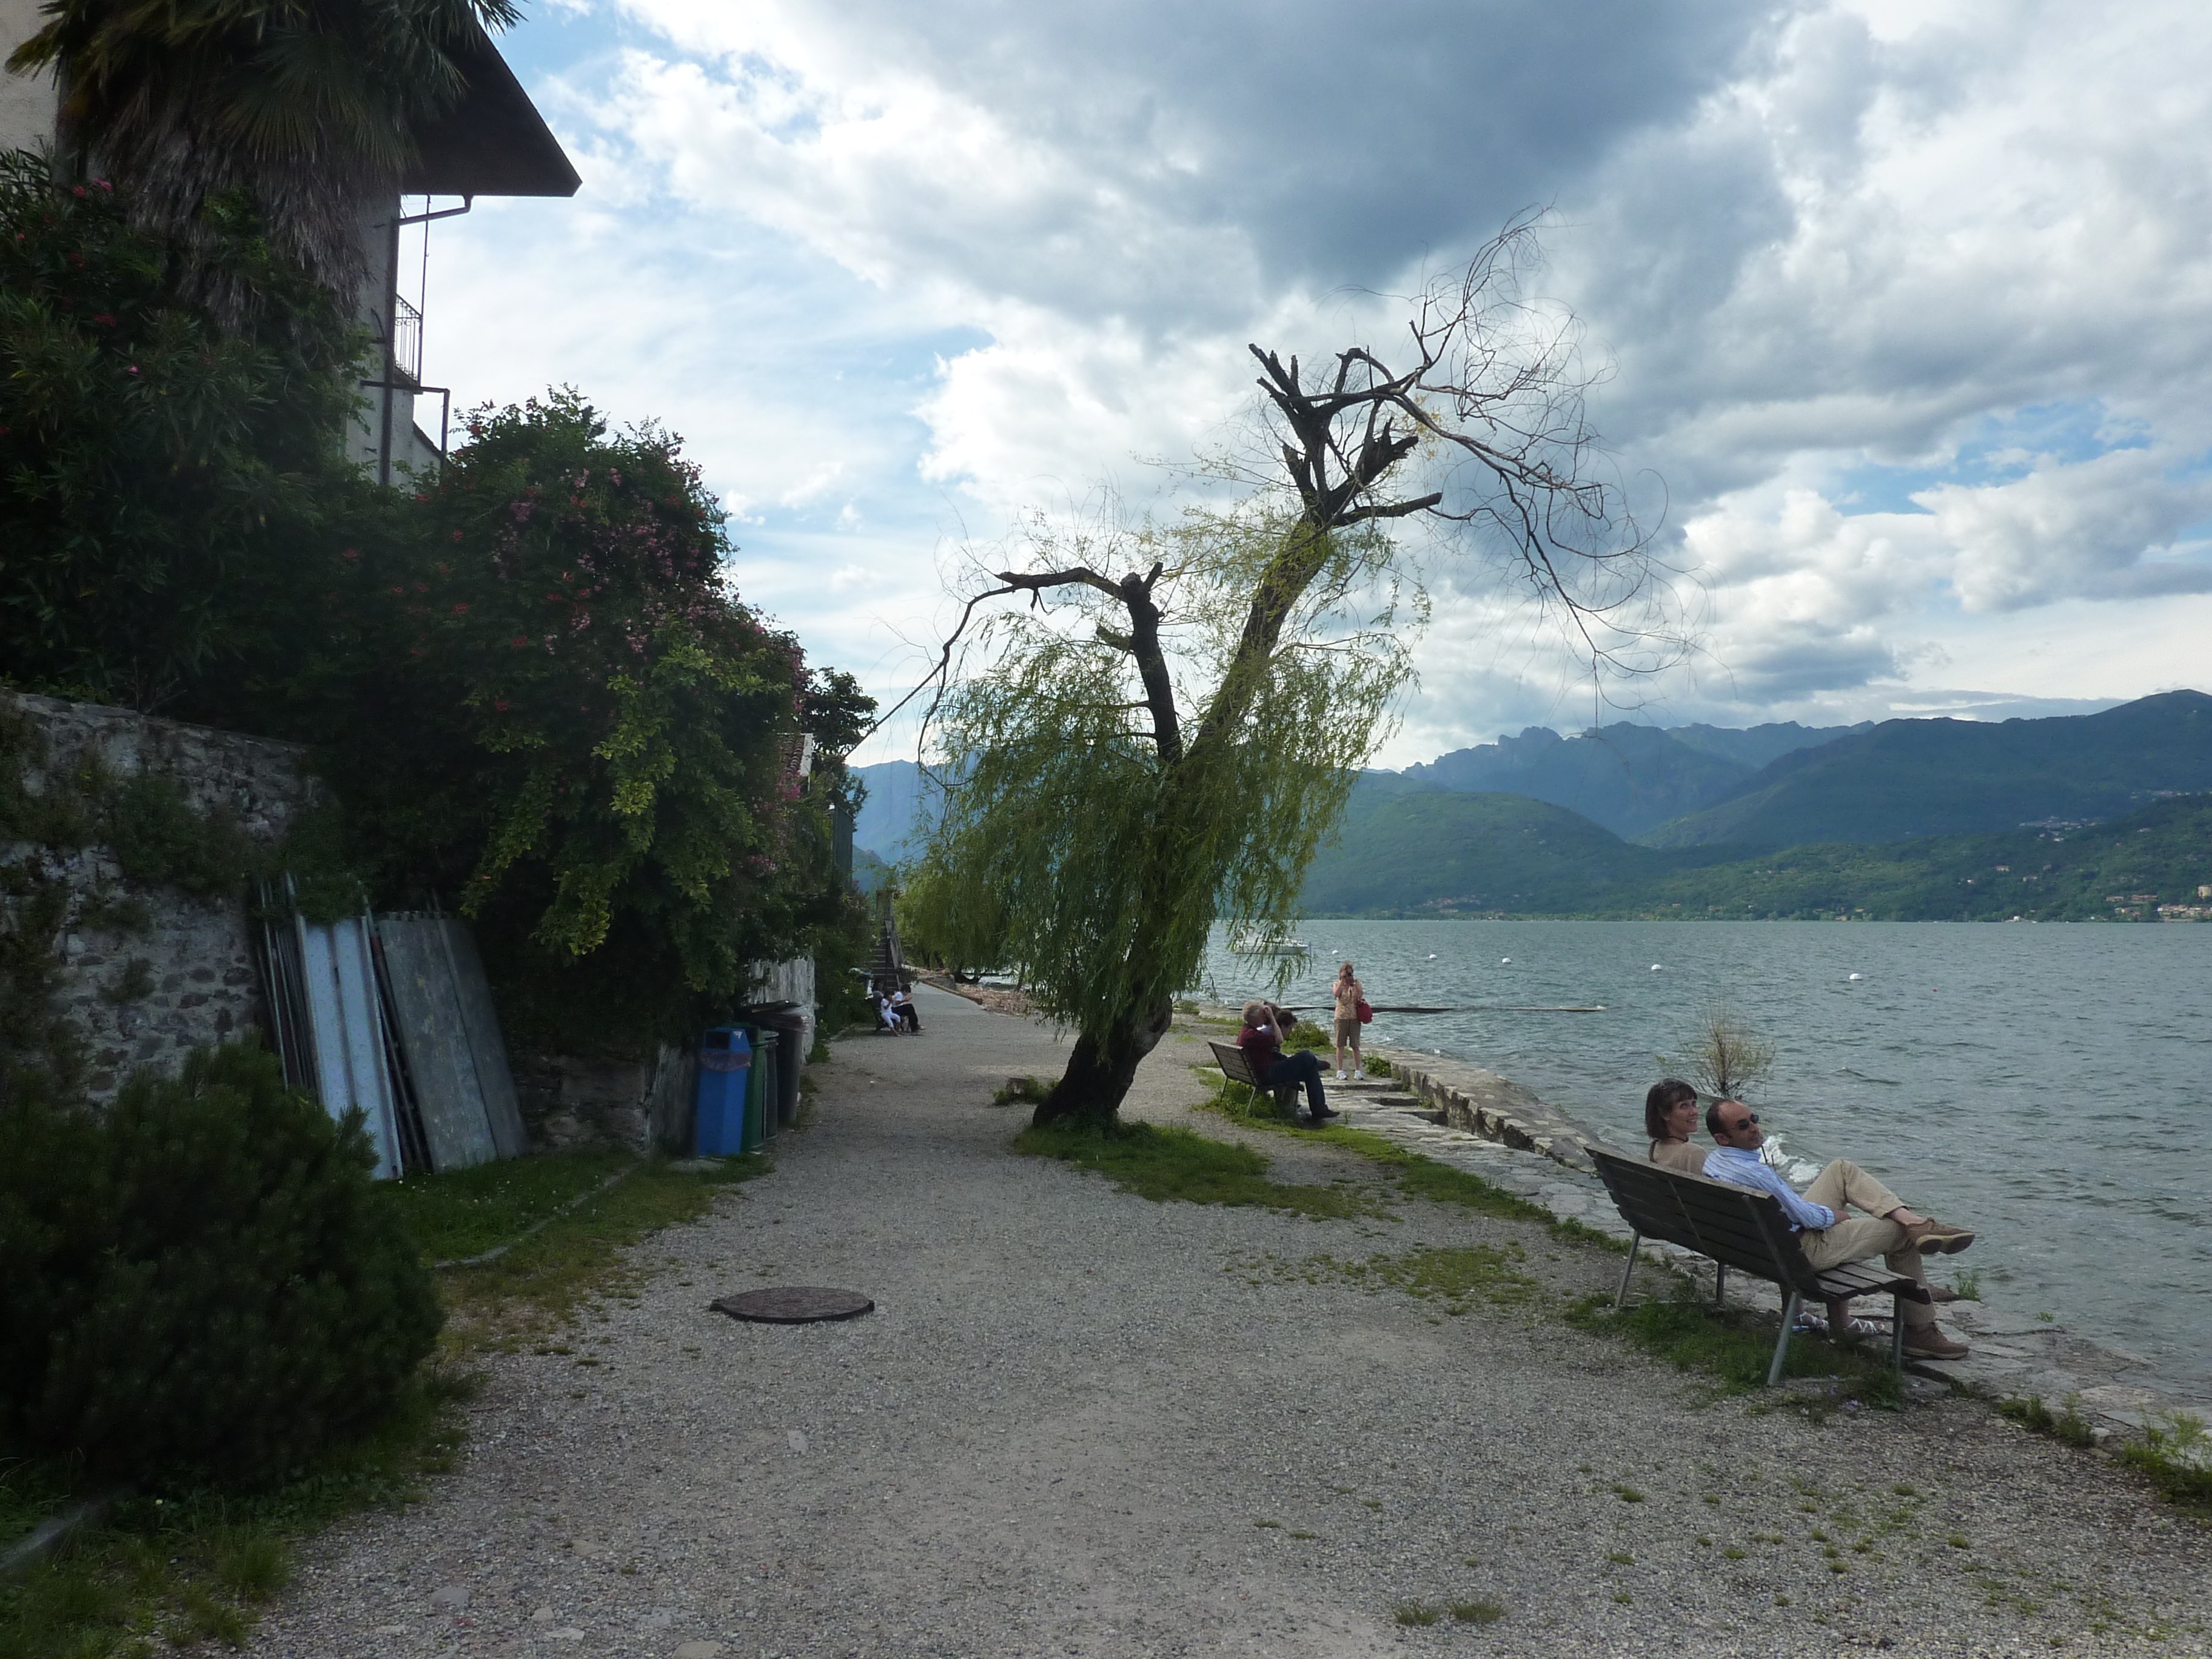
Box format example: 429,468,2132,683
1644,1077,1698,1141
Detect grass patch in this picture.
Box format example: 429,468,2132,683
1014,1120,1383,1219
1451,1598,1504,1624
2000,1393,2097,1448
377,1147,641,1264
1199,1079,1547,1222
1245,1244,1538,1313
1565,1287,1903,1407
2114,1412,2212,1511
1393,1603,1441,1626
0,1369,477,1658
991,1075,1051,1107
425,1153,772,1352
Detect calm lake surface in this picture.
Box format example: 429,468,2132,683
1201,920,2212,1385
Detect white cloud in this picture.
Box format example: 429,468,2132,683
423,0,2212,760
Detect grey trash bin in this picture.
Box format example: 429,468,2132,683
759,1007,808,1128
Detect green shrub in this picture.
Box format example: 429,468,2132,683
0,151,363,709
0,1042,440,1488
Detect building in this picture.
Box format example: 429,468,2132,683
0,2,577,485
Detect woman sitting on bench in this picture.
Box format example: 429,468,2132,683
1237,1001,1336,1124
1644,1077,1709,1174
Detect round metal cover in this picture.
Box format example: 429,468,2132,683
711,1286,874,1324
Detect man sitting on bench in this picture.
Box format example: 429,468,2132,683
1237,1001,1336,1125
1704,1099,1976,1362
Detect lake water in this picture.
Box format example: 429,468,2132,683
1201,920,2212,1386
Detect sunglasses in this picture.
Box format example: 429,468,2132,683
1724,1113,1760,1131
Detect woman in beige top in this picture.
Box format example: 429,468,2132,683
1644,1077,1708,1173
1331,961,1366,1081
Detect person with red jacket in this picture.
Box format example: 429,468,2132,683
1238,1000,1335,1124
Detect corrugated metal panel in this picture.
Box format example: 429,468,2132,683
295,916,403,1179
375,916,497,1171
435,919,529,1159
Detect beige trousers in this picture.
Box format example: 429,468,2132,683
1794,1159,1933,1326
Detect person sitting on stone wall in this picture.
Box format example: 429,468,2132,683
1702,1098,1976,1361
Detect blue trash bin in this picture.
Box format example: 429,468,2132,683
695,1027,752,1156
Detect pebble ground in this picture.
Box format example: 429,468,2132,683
244,987,2212,1659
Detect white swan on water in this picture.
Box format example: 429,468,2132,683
1427,953,1437,960
1848,972,1863,981
1649,964,1663,971
1500,957,1512,965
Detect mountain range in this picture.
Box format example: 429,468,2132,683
850,689,2212,916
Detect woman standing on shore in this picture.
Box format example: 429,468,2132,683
1332,961,1367,1081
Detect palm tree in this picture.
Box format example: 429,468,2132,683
8,0,520,326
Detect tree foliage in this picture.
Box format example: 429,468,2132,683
231,391,868,1047
912,509,1412,1040
905,222,1673,1123
0,150,364,708
9,0,517,321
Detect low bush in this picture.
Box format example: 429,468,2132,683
0,1042,440,1489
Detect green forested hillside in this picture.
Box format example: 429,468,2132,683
1301,788,2212,921
1638,689,2212,848
1300,784,1732,914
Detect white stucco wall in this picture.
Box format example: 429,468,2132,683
0,0,57,155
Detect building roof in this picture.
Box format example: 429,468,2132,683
402,25,580,198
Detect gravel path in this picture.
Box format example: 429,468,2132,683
247,987,2212,1659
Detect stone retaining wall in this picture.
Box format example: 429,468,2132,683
2,690,313,1099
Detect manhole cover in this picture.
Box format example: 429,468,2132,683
710,1286,874,1324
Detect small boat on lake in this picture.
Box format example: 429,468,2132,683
1230,930,1309,956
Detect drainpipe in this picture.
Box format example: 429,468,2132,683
376,197,474,487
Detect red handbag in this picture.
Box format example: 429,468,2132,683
1355,998,1373,1024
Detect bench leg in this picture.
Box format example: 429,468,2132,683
1891,1291,1906,1376
1614,1233,1643,1310
1767,1292,1800,1387
1714,1262,1727,1308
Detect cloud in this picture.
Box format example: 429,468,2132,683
1917,449,2212,609
423,0,2212,763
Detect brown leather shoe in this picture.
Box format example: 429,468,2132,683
1902,1326,1970,1361
1903,1220,1976,1255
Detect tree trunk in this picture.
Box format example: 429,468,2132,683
1031,994,1174,1127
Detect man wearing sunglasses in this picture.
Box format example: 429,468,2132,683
1705,1099,1976,1362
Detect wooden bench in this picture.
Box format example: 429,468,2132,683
1588,1146,1932,1384
1207,1040,1300,1116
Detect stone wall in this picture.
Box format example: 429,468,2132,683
514,959,816,1156
1,690,315,1099
1367,1048,1604,1172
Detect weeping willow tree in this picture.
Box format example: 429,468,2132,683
902,221,1676,1125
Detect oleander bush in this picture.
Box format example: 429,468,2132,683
0,1042,440,1488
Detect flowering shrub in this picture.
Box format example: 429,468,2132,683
305,392,868,1047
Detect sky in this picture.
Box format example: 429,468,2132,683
409,0,2212,766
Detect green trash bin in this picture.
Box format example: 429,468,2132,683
742,1024,776,1150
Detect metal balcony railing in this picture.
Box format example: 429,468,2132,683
390,293,423,387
